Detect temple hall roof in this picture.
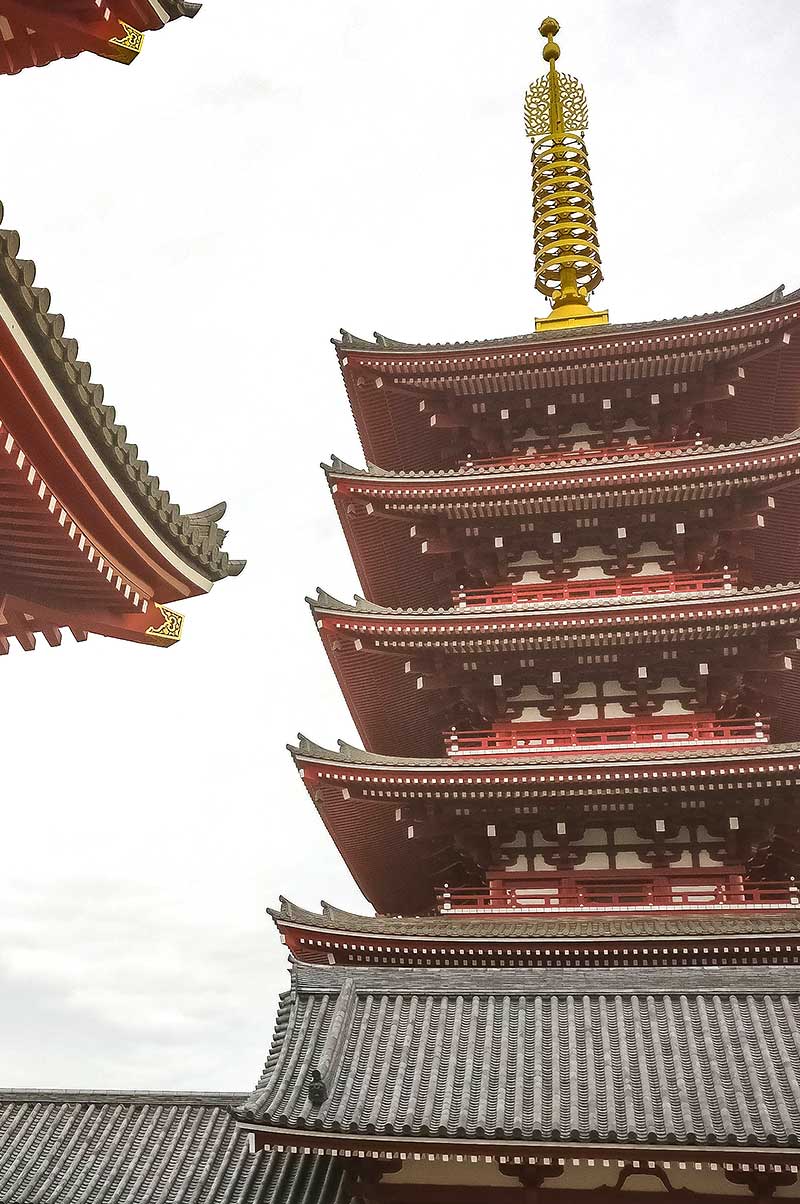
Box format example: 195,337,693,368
0,1092,349,1204
0,208,244,584
236,962,800,1154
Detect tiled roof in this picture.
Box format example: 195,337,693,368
238,963,800,1149
0,1092,349,1204
290,733,800,771
323,427,800,482
270,897,800,941
309,580,800,620
0,209,244,582
334,285,799,353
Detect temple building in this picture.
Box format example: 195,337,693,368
4,13,800,1204
0,0,199,74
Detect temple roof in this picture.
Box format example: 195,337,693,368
0,209,244,583
324,427,800,482
310,578,800,619
271,896,800,941
236,962,800,1153
335,285,798,354
0,1092,349,1204
291,733,800,771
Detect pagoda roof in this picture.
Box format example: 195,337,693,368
0,211,243,586
292,733,800,773
334,287,800,472
0,1091,349,1204
325,427,800,484
335,284,798,355
235,960,800,1159
290,737,800,912
270,896,800,943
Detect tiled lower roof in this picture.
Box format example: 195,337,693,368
271,897,800,941
0,1093,349,1204
238,963,800,1149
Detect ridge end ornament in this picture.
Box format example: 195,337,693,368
525,16,608,331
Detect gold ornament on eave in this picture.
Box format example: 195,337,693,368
526,16,608,331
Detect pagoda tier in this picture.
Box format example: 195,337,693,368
271,897,800,969
335,287,800,472
0,208,243,653
310,583,800,758
290,736,800,914
326,431,800,608
0,0,198,74
235,961,800,1167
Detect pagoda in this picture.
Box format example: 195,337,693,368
5,15,800,1204
243,16,800,1202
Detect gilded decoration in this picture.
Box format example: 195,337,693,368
145,603,184,644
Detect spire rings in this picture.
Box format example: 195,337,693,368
531,132,603,300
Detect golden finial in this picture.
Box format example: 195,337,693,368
525,16,608,331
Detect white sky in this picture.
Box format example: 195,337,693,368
0,0,798,1090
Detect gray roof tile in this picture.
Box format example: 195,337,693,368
238,963,800,1148
0,1093,349,1204
271,897,800,941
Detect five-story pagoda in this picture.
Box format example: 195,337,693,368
239,19,800,1201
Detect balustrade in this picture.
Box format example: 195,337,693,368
445,713,768,757
452,570,736,608
459,438,699,471
436,874,799,916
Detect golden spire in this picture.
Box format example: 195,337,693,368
525,17,608,331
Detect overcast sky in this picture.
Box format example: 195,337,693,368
1,0,798,1090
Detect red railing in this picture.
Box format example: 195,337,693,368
452,570,737,608
436,875,800,916
459,439,700,471
444,714,769,757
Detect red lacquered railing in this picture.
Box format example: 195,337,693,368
459,439,699,471
452,570,737,608
444,714,769,757
436,876,800,916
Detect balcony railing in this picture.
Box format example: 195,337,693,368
436,875,800,916
444,714,769,758
452,570,737,609
459,439,699,471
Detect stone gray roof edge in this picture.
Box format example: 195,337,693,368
308,579,800,620
289,959,800,995
324,427,800,483
161,0,202,17
0,1088,246,1104
270,896,800,942
0,208,245,583
289,733,800,771
333,283,799,353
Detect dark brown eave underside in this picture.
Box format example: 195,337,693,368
0,212,243,582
